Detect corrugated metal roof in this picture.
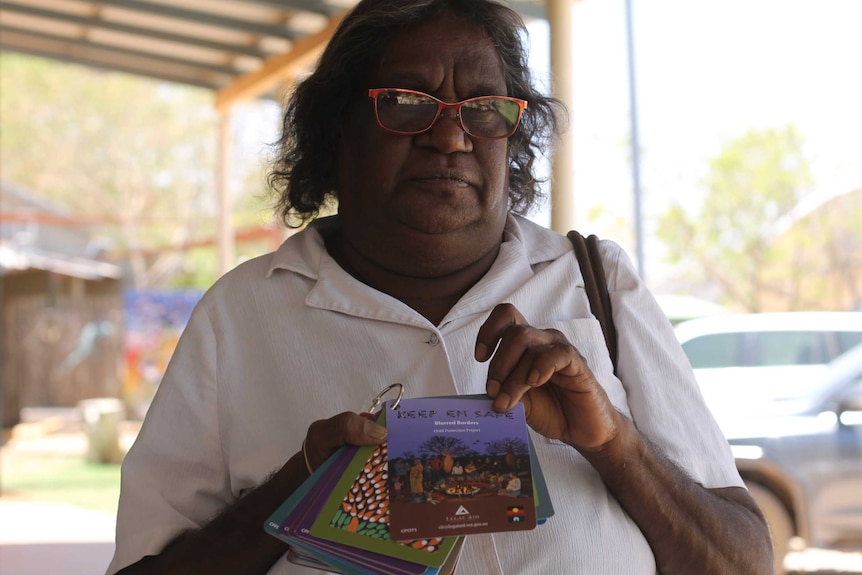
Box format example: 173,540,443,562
0,0,546,109
0,242,123,280
0,182,122,280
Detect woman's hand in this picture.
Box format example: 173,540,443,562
475,303,774,573
302,412,388,472
475,303,620,452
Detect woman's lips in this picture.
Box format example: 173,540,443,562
410,172,474,189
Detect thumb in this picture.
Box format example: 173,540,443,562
357,416,388,444
304,412,388,471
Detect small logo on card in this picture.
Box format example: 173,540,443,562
455,505,471,516
507,506,526,523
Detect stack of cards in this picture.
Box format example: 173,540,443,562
264,396,554,574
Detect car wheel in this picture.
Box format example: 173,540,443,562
746,482,793,575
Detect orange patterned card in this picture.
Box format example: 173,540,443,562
308,410,460,567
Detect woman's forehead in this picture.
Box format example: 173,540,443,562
371,14,505,93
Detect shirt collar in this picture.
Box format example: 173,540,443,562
265,216,338,280
264,214,573,325
266,213,570,280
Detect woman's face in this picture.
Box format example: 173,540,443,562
335,12,511,277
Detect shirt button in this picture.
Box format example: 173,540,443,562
428,333,440,346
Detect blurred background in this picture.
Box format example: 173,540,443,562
0,1,860,574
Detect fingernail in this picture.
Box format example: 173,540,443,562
495,392,511,412
365,420,387,441
486,379,501,397
527,369,539,386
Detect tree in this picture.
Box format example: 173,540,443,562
770,188,862,311
0,54,273,289
656,126,813,311
484,437,529,457
418,436,470,459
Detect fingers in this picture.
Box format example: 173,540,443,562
476,303,584,412
492,333,580,411
475,303,526,362
304,411,387,471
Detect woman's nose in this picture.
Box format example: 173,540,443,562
422,109,473,153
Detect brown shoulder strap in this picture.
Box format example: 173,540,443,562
566,230,618,373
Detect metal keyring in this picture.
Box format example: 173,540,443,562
366,383,404,414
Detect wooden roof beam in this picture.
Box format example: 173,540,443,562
214,12,344,113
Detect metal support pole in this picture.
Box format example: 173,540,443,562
624,0,645,279
217,110,235,276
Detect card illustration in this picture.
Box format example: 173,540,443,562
266,396,548,574
385,397,537,540
267,415,453,575
309,410,460,567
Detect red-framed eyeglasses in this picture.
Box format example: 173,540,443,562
367,88,528,139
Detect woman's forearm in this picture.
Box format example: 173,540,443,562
581,416,773,574
115,452,308,575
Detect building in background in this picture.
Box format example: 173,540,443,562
1,181,123,427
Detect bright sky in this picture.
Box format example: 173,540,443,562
525,0,862,285
239,1,861,287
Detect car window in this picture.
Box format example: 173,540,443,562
682,333,744,368
846,378,862,399
837,332,862,354
755,331,827,366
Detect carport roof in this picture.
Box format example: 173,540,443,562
0,0,547,111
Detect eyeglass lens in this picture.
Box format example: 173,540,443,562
374,90,522,138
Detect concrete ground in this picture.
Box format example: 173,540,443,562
0,499,115,575
0,419,123,575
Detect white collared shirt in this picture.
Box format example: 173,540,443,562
108,215,742,575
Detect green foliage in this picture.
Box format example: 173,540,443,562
774,188,862,310
164,247,221,290
656,126,815,311
1,54,216,217
0,53,274,290
585,204,633,246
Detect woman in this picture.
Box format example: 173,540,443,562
108,1,772,574
409,459,425,498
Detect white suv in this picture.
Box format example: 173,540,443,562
674,312,862,419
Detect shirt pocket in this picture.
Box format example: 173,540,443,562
544,318,630,416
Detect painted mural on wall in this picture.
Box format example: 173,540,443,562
123,289,202,418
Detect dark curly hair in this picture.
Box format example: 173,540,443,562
267,0,565,227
